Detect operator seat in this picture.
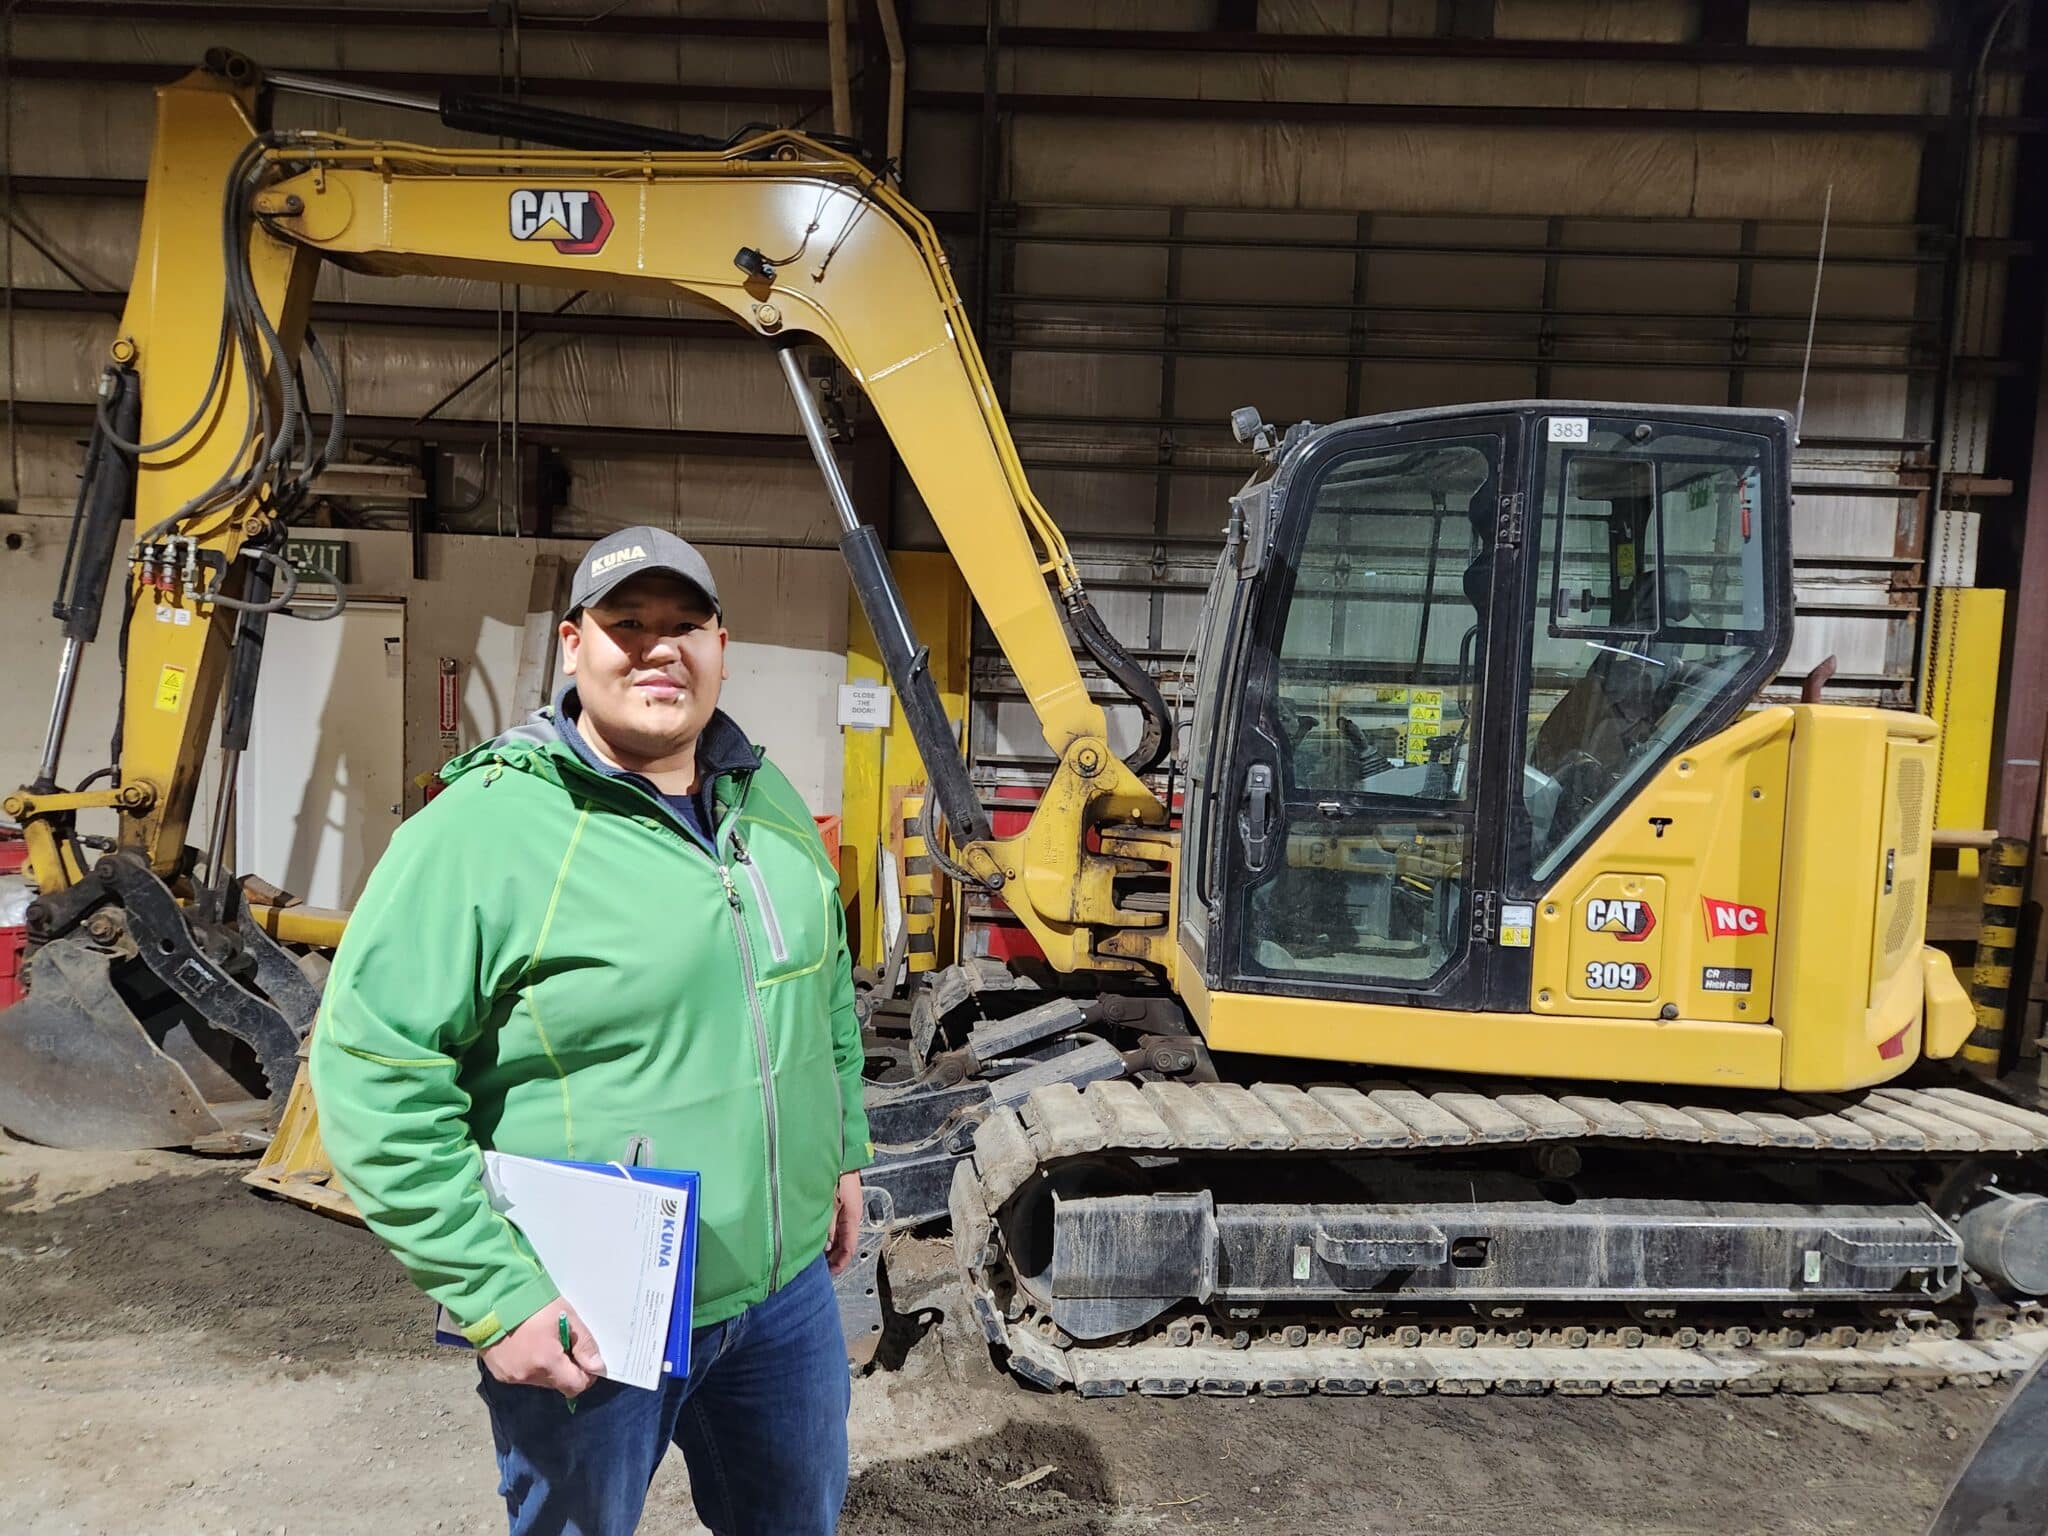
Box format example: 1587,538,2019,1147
1531,565,1694,791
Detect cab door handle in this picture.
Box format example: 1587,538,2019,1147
1239,762,1276,874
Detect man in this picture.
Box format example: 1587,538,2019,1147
311,526,872,1536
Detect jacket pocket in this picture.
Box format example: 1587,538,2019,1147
737,853,790,966
734,820,830,983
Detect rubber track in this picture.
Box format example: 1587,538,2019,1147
950,1077,2048,1396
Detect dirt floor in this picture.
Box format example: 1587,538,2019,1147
0,1134,2009,1536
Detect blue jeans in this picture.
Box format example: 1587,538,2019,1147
476,1253,850,1536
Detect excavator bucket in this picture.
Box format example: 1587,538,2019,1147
0,934,271,1150
242,1050,362,1223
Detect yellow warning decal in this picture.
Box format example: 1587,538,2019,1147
155,665,187,713
1404,688,1444,764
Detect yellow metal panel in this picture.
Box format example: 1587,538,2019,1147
1201,988,1782,1089
1776,706,1938,1090
841,551,970,971
1534,708,1790,1027
1173,937,1213,1031
1563,874,1667,1011
1924,586,2005,883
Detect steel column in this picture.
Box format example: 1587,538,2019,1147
2000,298,2048,838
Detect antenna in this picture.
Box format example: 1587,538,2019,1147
1793,184,1833,443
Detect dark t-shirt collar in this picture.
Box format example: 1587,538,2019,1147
550,683,759,848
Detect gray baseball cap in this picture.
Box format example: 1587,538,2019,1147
568,525,721,617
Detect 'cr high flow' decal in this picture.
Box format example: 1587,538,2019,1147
1585,898,1655,941
1701,897,1769,938
508,189,614,255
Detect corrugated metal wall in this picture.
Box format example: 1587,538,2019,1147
1,6,846,543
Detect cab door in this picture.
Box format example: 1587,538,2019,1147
1216,413,1525,1007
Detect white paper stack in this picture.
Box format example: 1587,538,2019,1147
455,1151,688,1390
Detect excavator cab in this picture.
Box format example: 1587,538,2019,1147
1181,403,1790,1012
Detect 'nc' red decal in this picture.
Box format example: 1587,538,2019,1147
1701,896,1768,938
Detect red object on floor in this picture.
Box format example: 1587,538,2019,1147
0,830,29,1010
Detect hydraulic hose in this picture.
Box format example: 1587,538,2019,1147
1064,587,1171,776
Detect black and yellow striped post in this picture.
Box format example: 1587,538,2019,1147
1964,836,2030,1073
899,790,939,976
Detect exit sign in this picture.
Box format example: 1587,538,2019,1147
285,537,351,585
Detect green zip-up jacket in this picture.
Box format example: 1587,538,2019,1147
308,705,872,1347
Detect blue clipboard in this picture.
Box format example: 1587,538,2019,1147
435,1161,701,1381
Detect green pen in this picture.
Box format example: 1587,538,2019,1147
558,1312,579,1414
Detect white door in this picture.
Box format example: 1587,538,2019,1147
234,598,405,910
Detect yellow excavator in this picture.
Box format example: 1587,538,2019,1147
6,51,2048,1398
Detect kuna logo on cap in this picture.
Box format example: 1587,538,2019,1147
589,544,647,576
509,189,614,255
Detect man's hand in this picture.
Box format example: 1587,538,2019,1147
827,1171,864,1276
480,1297,605,1396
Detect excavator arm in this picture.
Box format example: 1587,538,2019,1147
0,54,1173,1151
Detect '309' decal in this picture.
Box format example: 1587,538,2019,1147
1585,960,1653,992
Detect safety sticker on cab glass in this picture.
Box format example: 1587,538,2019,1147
1403,688,1444,766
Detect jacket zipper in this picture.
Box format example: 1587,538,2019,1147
709,782,785,1293
569,763,787,1291
719,860,783,1291
732,831,790,966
